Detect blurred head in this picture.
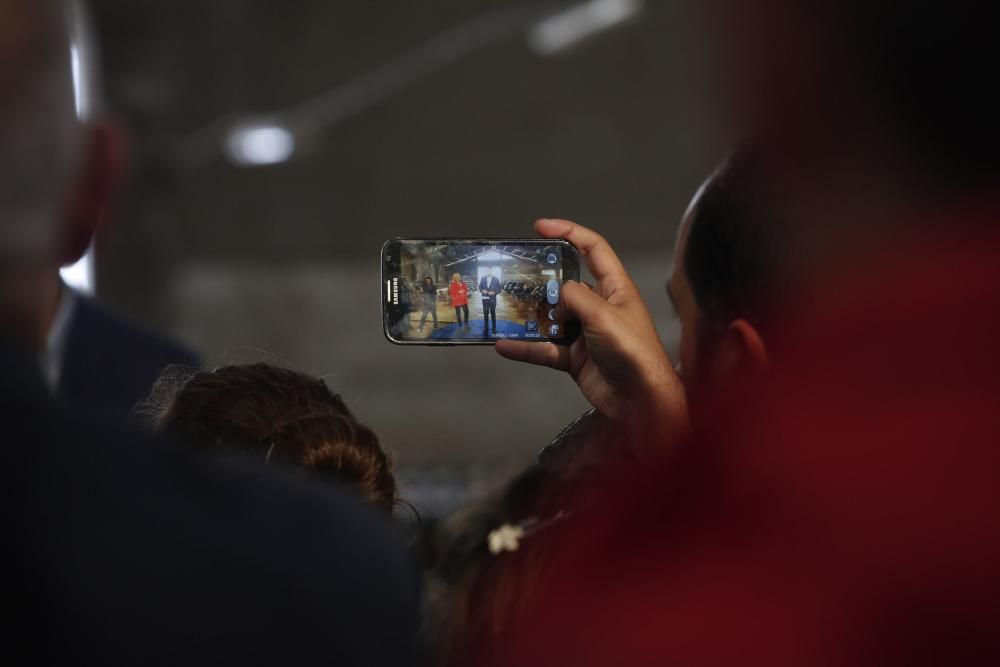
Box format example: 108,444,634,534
424,276,433,285
451,273,461,284
485,267,493,277
0,0,123,347
715,0,998,236
668,149,785,393
153,363,401,513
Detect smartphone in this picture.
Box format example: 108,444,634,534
382,238,581,346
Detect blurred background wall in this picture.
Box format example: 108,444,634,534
88,0,728,515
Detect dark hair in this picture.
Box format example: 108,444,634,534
426,416,631,667
683,149,785,339
151,363,401,513
427,464,565,667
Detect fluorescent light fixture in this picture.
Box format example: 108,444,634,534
527,0,644,56
61,246,95,295
225,121,296,167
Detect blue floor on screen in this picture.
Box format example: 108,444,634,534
429,320,524,340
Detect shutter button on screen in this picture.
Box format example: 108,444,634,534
547,280,560,305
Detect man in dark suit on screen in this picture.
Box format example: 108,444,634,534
479,267,502,336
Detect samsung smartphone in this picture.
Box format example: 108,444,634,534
382,238,581,345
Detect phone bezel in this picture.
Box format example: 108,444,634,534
381,238,582,346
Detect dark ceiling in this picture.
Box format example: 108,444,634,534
92,0,726,309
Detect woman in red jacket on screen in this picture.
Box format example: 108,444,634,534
450,273,470,329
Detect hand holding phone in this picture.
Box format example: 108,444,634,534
495,220,688,435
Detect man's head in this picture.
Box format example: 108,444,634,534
668,149,785,391
486,267,493,277
1,1,79,269
0,0,122,346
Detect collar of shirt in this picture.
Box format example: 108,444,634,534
40,283,78,394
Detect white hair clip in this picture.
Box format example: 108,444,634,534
488,524,526,555
487,511,570,556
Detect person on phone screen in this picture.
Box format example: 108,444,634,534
479,268,501,335
450,273,470,329
418,276,438,333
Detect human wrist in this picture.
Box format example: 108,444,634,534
625,358,689,443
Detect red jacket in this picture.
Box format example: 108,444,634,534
449,281,468,307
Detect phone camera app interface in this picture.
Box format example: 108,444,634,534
391,243,565,342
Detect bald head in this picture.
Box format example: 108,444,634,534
0,0,81,271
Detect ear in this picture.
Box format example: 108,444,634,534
711,318,770,379
59,120,127,265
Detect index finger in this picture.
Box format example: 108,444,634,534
535,219,631,293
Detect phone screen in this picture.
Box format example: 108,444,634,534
382,239,581,345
